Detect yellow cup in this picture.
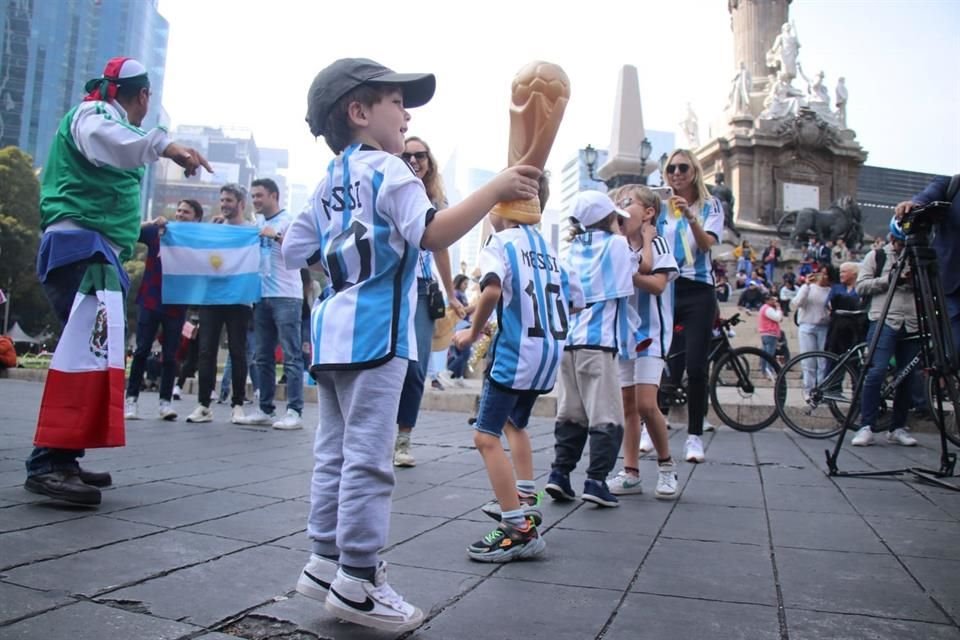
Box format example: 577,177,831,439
669,197,683,219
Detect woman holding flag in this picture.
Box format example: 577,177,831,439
658,149,725,464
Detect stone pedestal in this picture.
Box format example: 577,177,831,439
697,110,867,227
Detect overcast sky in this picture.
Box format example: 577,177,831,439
157,0,959,191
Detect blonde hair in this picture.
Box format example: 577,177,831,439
666,149,711,205
405,136,447,209
612,184,661,213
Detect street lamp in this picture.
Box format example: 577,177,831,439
583,144,601,183
658,152,669,186
638,137,653,185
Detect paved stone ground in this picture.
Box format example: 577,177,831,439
0,378,958,640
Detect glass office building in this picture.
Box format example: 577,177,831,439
0,0,169,216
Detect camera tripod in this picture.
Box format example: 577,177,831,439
825,201,960,491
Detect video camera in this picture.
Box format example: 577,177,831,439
901,200,950,236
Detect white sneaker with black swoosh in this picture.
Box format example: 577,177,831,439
325,562,424,633
295,554,338,601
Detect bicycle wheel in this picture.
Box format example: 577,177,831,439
710,347,781,432
927,371,960,447
775,351,859,439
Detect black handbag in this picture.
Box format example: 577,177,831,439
426,280,445,320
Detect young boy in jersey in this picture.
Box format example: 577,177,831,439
453,201,581,562
282,58,540,632
544,191,639,508
608,185,680,499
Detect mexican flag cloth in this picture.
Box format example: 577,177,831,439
34,263,126,449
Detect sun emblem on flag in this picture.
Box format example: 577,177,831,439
209,254,223,271
89,301,108,361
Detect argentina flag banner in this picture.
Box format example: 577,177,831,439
160,222,264,305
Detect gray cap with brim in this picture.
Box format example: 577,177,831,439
306,58,436,137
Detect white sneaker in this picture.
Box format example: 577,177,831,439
325,563,424,633
158,400,177,421
703,420,717,432
172,385,182,401
851,426,875,446
235,408,274,425
608,470,643,495
684,435,705,463
437,370,456,388
655,460,679,500
124,397,139,420
272,409,303,430
296,554,338,601
639,426,654,453
887,428,918,446
393,433,416,467
185,405,213,423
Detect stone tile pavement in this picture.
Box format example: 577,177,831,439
0,379,958,639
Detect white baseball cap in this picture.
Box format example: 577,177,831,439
570,191,630,228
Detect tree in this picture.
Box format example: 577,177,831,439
0,147,55,335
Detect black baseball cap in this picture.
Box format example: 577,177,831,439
306,58,436,137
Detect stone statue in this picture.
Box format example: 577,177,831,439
708,172,740,238
727,61,752,115
680,102,700,148
759,72,803,120
835,77,848,127
789,196,863,249
766,22,800,81
797,64,829,105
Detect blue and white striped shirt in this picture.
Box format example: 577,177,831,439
564,230,639,357
480,225,580,393
657,197,724,285
282,144,433,370
623,236,679,360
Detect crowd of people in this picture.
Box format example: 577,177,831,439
18,54,960,635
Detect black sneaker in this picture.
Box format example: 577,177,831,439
582,479,619,508
545,470,576,501
479,492,544,525
467,519,546,563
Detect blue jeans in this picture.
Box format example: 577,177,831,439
737,258,752,276
764,262,776,285
798,323,829,393
219,324,258,402
860,321,920,431
253,297,304,415
475,382,539,437
761,335,778,374
126,307,184,401
947,292,960,366
27,258,107,477
396,281,435,428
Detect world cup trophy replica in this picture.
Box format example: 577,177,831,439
491,61,570,223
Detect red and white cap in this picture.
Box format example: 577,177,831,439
83,57,149,102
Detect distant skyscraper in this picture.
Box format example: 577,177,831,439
0,0,169,216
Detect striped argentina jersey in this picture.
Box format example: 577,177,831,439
480,225,581,393
281,144,433,370
565,230,640,359
656,197,724,285
624,236,679,360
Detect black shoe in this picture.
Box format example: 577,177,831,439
24,470,101,506
467,518,546,563
78,468,112,487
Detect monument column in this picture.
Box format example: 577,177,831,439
729,0,791,87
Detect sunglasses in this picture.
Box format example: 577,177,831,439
666,163,691,175
401,151,429,162
617,197,633,209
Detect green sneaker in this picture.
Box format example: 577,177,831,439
467,519,546,563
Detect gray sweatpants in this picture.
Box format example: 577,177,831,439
307,357,406,568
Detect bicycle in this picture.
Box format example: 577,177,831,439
773,336,953,441
660,312,782,432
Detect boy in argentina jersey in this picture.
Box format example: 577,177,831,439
608,186,680,500
282,58,541,633
544,191,640,509
453,198,582,563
